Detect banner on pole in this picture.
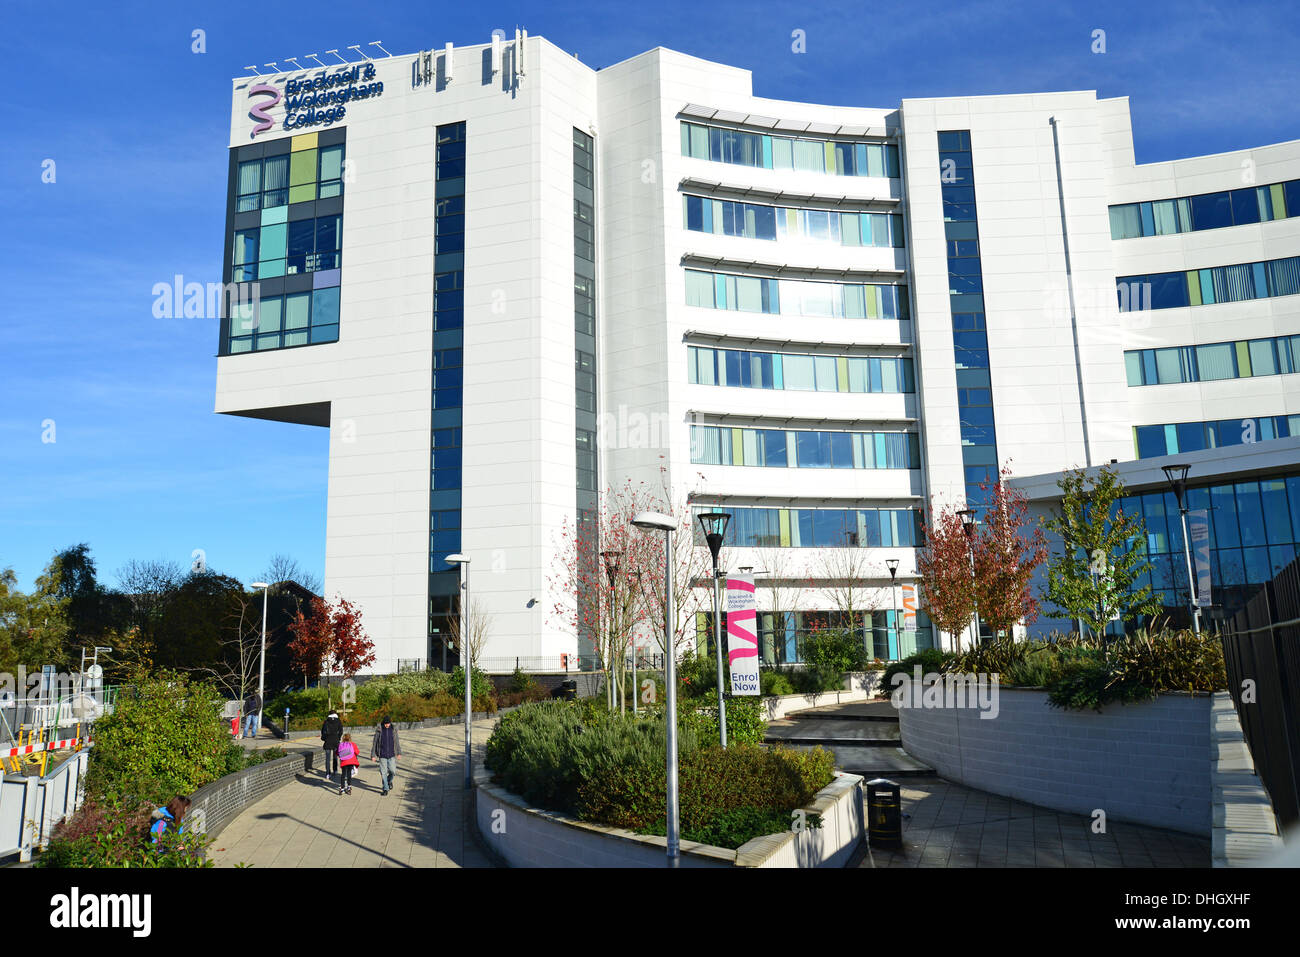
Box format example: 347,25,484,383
901,584,919,631
725,573,761,695
1190,509,1212,608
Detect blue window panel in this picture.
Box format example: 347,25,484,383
1235,481,1267,548
831,432,854,468
1230,188,1261,225
1151,272,1191,309
1191,192,1233,230
1139,202,1155,236
961,444,997,466
685,195,704,231
309,324,338,343
763,430,787,467
1175,421,1207,453
1135,425,1167,458
1243,547,1271,584
1270,545,1298,576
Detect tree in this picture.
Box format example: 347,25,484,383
192,591,265,701
52,544,131,650
1044,465,1162,637
114,558,185,651
753,550,803,667
447,596,492,671
0,562,70,674
287,596,376,706
259,553,322,597
972,469,1049,638
916,504,978,652
151,571,246,672
815,546,880,655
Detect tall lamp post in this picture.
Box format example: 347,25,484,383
445,554,473,788
251,582,272,738
1161,464,1201,634
629,570,643,714
631,510,680,868
601,549,623,712
956,510,980,650
697,512,730,749
886,558,900,660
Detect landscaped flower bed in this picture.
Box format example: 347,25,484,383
483,700,833,850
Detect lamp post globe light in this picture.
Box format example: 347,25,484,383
251,582,271,738
445,554,473,788
886,559,900,660
697,511,731,749
601,549,623,712
1161,464,1201,635
630,510,681,868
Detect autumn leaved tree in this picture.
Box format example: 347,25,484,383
916,505,978,652
288,596,375,707
972,469,1049,638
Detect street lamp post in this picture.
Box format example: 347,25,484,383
886,558,900,660
697,512,731,749
251,582,272,738
445,554,473,788
956,510,980,650
1162,464,1201,634
631,510,680,868
629,570,642,714
601,550,623,713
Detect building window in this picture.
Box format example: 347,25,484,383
680,121,900,178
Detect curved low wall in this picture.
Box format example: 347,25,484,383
188,749,315,840
474,768,864,868
898,688,1212,835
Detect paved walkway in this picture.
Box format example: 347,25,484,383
210,724,495,868
855,777,1210,868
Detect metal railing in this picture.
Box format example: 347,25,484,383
1221,555,1300,832
0,686,115,751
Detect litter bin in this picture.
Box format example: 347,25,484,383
866,778,902,850
551,679,578,701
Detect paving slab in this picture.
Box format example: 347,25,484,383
210,722,496,868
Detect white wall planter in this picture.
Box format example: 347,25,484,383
474,766,864,868
898,687,1213,835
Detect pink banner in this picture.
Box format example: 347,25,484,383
725,574,761,694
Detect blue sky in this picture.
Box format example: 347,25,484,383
1,0,1297,590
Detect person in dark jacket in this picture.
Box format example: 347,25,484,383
242,691,262,738
370,716,401,796
320,709,343,781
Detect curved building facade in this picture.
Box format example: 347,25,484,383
214,35,1300,671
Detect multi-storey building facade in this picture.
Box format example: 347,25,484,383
215,35,1300,671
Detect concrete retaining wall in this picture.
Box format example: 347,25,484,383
474,768,864,868
898,688,1212,835
1210,692,1285,865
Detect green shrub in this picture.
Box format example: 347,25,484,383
85,669,232,806
760,669,796,697
1046,646,1152,712
1004,647,1059,687
800,628,870,690
37,795,212,869
878,649,956,695
623,671,666,707
1108,628,1226,693
677,650,721,699
949,635,1044,677
642,805,822,849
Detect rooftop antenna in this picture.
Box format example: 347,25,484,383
243,65,262,76
264,62,281,74
369,40,391,57
325,49,349,64
305,53,327,68
284,56,302,70
348,44,368,60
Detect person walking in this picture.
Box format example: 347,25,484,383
336,734,360,795
370,715,402,797
242,690,262,739
320,709,344,782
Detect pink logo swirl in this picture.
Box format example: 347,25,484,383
248,83,282,137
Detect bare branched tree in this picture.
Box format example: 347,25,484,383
259,554,322,596
192,591,264,701
816,547,881,648
114,558,186,639
447,596,492,670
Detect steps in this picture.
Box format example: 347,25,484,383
764,699,933,778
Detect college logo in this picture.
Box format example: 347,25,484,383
248,83,282,137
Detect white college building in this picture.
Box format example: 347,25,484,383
214,33,1300,672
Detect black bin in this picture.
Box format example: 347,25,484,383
866,778,902,850
552,679,578,701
